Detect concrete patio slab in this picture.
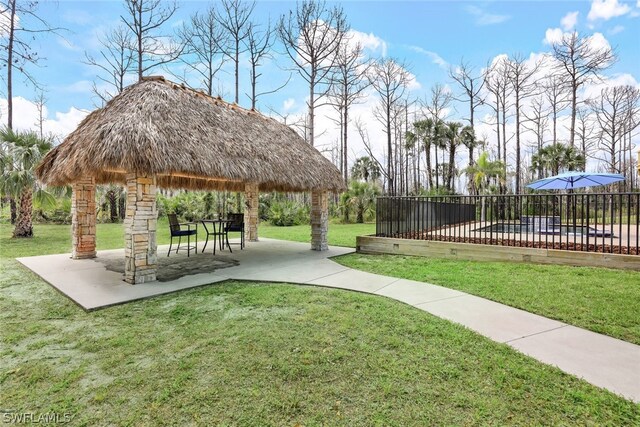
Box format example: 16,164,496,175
415,294,567,343
508,325,640,403
16,238,354,311
375,279,465,305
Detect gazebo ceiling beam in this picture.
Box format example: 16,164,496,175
101,169,244,185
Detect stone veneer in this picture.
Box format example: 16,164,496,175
244,182,259,242
71,177,97,259
124,174,157,284
311,190,329,251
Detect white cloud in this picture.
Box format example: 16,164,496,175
408,46,448,69
587,0,631,21
586,32,612,53
346,29,387,57
283,98,295,112
62,9,93,26
0,96,88,139
57,37,83,52
62,80,95,95
561,11,579,30
465,5,510,26
582,73,640,100
609,25,625,34
543,28,566,45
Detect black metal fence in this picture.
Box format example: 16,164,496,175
376,193,640,255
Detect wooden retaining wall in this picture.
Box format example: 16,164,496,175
356,235,640,271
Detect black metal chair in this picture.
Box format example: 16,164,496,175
225,213,245,249
167,213,198,257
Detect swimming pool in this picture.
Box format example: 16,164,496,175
475,223,613,237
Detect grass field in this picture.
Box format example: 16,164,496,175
3,221,639,346
0,221,373,259
1,252,639,424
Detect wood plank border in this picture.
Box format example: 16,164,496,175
356,235,640,271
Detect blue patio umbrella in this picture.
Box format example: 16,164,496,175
526,171,625,190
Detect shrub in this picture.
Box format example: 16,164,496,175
268,200,308,226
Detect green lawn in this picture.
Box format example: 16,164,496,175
259,222,375,248
0,222,374,258
1,221,640,423
335,253,640,345
1,258,638,425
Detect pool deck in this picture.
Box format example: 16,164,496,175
410,221,639,252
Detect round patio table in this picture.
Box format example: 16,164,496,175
200,219,234,255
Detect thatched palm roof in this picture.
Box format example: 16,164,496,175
36,76,345,192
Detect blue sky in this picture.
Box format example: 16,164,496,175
6,0,640,174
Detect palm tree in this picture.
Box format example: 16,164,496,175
465,151,505,221
442,121,464,192
0,128,54,237
433,120,448,189
342,181,381,223
351,156,381,183
407,118,436,189
530,143,585,178
459,125,477,194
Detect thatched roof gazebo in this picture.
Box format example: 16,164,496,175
36,76,345,284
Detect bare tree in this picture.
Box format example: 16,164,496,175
177,7,227,96
121,0,182,81
449,60,485,169
0,0,61,224
84,25,135,104
575,106,598,168
245,20,285,110
33,91,48,139
422,83,452,190
214,0,256,104
369,58,411,195
0,0,62,128
522,96,548,179
551,31,616,148
506,53,542,193
330,41,370,184
355,118,389,185
589,85,640,175
278,0,348,147
543,74,570,145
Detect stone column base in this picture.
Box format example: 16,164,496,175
311,190,328,251
244,182,259,242
72,177,96,259
124,174,158,284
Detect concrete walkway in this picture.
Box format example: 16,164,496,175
17,238,640,403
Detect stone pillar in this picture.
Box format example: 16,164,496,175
124,174,157,284
311,190,329,251
244,182,259,242
71,177,96,259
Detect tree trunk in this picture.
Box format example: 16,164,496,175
343,104,348,184
309,73,315,147
13,188,33,238
515,92,521,194
569,84,577,148
7,0,16,129
234,39,240,104
107,190,118,222
386,104,393,195
10,198,17,224
448,143,456,191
